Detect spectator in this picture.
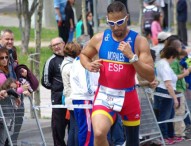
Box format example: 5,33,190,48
15,64,39,94
41,37,67,146
0,29,29,146
151,31,171,63
82,11,94,38
80,1,155,146
151,12,162,46
75,15,83,39
165,35,189,142
154,46,179,145
179,50,191,139
177,0,188,46
65,0,75,42
60,42,81,146
54,0,69,43
0,29,18,78
155,0,170,31
0,48,22,146
142,0,161,47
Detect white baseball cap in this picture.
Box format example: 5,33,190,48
158,31,171,41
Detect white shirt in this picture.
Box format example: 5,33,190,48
70,57,99,101
60,56,74,109
156,58,177,90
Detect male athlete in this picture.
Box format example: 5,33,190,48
80,1,155,146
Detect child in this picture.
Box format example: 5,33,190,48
15,64,39,93
0,78,21,145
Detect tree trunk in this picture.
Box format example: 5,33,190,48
34,0,43,118
16,0,38,54
16,0,24,44
139,0,143,34
173,0,177,34
22,16,31,53
82,0,88,35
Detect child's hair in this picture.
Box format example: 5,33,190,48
0,78,17,90
179,50,188,57
160,46,179,59
164,35,181,50
64,42,82,58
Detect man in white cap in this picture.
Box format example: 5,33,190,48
151,31,171,63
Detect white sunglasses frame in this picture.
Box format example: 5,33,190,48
106,16,127,26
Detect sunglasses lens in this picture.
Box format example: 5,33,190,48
117,20,125,26
0,56,8,60
107,21,114,26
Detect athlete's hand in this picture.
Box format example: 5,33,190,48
149,79,159,89
118,41,134,59
86,59,102,72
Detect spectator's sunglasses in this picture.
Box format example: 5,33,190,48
0,56,8,60
107,16,127,26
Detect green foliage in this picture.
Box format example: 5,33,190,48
17,46,52,76
0,26,58,41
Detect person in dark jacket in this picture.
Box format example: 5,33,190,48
65,0,75,42
41,37,67,146
82,11,94,38
177,0,188,46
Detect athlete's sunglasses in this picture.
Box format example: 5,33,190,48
107,16,127,27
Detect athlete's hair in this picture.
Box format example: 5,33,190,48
107,1,128,15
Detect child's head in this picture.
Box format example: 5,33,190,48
19,68,28,77
179,50,188,59
0,78,17,91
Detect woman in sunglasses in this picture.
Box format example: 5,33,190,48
80,1,155,146
0,48,9,85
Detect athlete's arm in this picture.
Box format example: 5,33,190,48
80,32,103,72
133,35,155,82
118,35,154,82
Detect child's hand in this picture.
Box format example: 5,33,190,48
21,83,29,91
0,90,8,100
23,90,31,97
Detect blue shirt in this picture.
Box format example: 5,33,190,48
180,56,191,89
54,0,67,21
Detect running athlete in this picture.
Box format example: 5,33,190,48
80,1,154,146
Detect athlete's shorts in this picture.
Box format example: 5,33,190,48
92,86,141,126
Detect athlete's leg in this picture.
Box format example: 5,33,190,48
92,114,112,146
124,125,139,146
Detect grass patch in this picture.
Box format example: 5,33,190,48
0,26,58,41
17,47,52,76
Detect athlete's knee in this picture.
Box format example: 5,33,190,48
93,128,107,140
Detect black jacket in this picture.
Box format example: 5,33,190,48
41,54,64,104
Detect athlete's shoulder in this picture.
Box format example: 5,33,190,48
91,32,104,41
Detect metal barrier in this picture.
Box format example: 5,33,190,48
0,96,46,146
137,87,166,146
